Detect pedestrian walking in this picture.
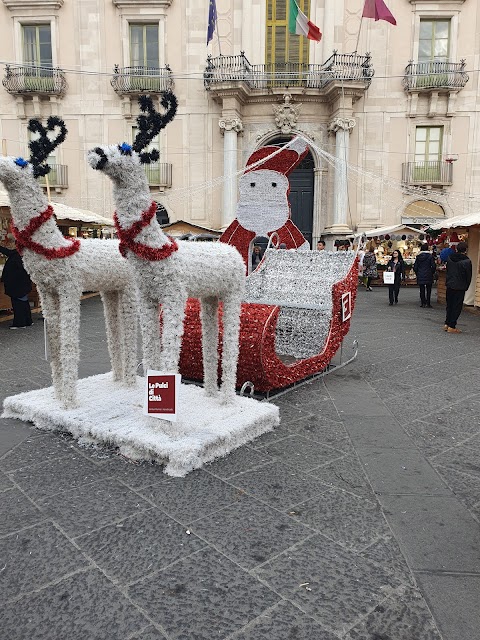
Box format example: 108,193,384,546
362,242,377,291
413,243,436,308
386,249,405,305
444,241,472,333
0,244,33,329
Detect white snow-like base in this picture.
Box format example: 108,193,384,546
2,373,279,477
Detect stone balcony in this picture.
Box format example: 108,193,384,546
403,60,468,92
204,51,374,103
38,164,68,191
111,65,174,95
144,162,172,189
2,64,67,96
402,161,453,187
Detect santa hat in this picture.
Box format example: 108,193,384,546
245,139,309,176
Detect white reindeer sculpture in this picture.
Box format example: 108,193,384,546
0,117,137,408
88,93,245,403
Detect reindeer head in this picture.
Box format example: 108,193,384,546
0,116,67,190
87,92,178,184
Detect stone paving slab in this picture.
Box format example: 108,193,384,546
415,573,480,640
1,289,480,639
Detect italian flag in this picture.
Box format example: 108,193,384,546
289,0,322,42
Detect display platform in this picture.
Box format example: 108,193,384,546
2,373,279,477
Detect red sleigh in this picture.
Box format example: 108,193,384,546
179,246,359,394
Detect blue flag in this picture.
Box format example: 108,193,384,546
207,0,217,45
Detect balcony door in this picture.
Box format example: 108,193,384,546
22,24,53,88
418,19,450,87
266,0,310,86
414,126,443,182
130,24,159,69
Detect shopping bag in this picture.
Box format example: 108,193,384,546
383,271,395,285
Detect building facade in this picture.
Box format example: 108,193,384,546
0,0,478,246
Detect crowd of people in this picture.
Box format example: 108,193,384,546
355,239,472,332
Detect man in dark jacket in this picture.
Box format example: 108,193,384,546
413,243,436,308
0,244,33,329
444,241,472,333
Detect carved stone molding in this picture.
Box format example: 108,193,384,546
328,117,356,134
3,0,63,8
219,117,244,134
273,92,301,135
112,0,172,7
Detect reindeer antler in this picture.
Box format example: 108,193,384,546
28,116,68,178
132,92,178,164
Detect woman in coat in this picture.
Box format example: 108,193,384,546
413,243,436,308
386,249,405,305
0,245,33,328
362,242,378,291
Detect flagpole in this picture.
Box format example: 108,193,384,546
216,18,222,56
354,16,364,53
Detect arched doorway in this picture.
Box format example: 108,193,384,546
270,136,314,247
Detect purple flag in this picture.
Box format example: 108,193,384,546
207,0,218,45
362,0,396,26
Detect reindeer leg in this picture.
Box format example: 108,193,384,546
138,295,161,372
101,291,123,382
218,294,242,404
159,295,188,373
39,289,63,401
200,296,219,398
119,289,138,386
57,287,82,409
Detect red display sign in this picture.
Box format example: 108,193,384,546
341,292,352,322
144,372,180,421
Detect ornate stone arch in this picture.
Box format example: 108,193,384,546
395,194,455,221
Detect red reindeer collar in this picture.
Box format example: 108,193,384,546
12,205,81,260
114,201,178,261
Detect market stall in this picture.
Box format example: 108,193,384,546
362,224,423,286
430,214,480,308
0,190,114,312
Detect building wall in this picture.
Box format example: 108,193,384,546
0,0,479,235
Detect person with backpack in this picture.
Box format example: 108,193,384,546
413,243,436,308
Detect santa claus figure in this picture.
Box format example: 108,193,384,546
220,138,310,271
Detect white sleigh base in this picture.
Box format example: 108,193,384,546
2,373,279,477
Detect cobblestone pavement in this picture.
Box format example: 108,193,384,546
1,286,479,640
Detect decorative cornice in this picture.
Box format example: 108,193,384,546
2,0,64,9
112,0,173,8
328,117,356,133
219,117,243,134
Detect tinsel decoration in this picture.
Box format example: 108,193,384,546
113,201,178,260
12,205,80,259
179,253,359,392
28,117,68,178
132,92,178,163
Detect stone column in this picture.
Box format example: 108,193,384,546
312,167,327,245
324,117,355,236
219,117,243,229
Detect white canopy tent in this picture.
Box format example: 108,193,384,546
430,213,480,230
361,224,422,237
0,189,113,226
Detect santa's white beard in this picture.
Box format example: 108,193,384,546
236,202,289,236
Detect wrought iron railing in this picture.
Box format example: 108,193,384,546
38,164,68,188
111,66,174,94
402,161,453,185
144,162,172,188
2,64,67,95
204,51,374,90
403,60,468,91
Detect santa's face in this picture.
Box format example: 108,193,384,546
236,169,290,235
